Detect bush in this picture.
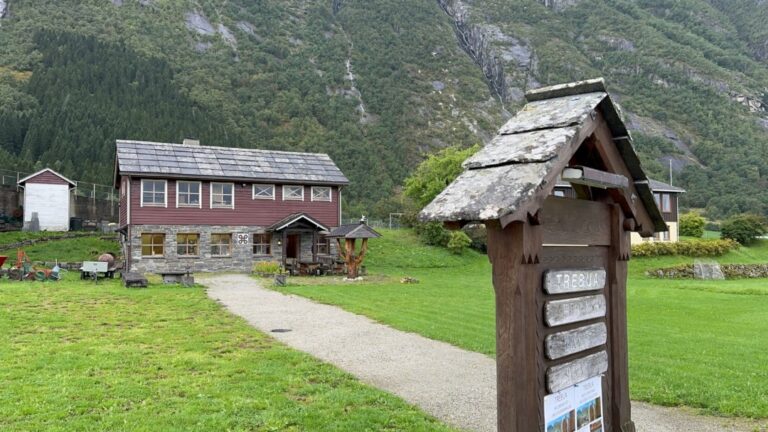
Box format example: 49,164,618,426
721,214,767,245
679,213,705,238
704,221,721,232
414,221,451,247
446,230,472,254
253,261,282,275
631,239,740,257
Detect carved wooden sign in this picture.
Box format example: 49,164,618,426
545,323,607,360
547,351,608,393
544,295,606,327
544,269,606,294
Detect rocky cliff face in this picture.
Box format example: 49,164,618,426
436,0,538,105
539,0,583,12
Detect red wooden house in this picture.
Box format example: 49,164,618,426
114,139,348,273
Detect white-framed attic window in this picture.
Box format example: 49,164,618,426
253,184,275,200
311,186,332,202
283,185,304,201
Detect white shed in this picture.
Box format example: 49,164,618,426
18,168,75,231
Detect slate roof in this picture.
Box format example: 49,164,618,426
326,223,382,239
115,140,349,185
648,179,686,193
420,78,667,234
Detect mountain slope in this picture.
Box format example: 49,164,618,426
0,0,766,218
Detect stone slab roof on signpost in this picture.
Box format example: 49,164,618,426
419,78,667,234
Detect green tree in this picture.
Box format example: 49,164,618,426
720,214,767,245
404,145,480,208
679,212,705,238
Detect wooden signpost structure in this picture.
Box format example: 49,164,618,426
420,78,666,432
327,221,381,279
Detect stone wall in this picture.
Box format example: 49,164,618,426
126,225,336,273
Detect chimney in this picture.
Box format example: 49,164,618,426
182,138,200,146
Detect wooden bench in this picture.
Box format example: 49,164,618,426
80,261,109,283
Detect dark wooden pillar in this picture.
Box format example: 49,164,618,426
486,218,543,431
608,204,634,432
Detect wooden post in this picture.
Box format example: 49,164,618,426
345,238,357,278
608,204,635,432
486,217,542,431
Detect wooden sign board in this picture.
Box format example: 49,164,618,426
544,269,606,294
547,351,608,393
544,294,606,327
545,323,607,360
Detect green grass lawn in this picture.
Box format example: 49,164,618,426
275,230,768,418
0,231,119,263
0,273,454,431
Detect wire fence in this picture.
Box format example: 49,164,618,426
0,168,118,202
342,213,406,229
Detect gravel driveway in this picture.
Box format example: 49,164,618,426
203,274,765,432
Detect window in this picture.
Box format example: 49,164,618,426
211,233,232,256
661,194,671,212
311,186,332,202
553,190,565,197
283,185,304,201
253,184,275,200
177,233,200,256
141,233,165,257
211,182,234,208
253,233,272,255
315,236,331,255
177,181,201,207
141,180,166,207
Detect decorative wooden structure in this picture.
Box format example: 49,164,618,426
420,78,666,432
326,222,381,279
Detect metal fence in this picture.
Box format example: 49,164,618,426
342,213,406,229
0,168,118,202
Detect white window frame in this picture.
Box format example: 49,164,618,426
283,185,304,201
311,186,332,202
210,182,235,209
176,180,202,208
661,194,671,212
140,179,167,207
252,184,275,200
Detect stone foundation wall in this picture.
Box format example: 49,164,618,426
126,224,335,273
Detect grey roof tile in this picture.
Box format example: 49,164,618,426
116,140,349,184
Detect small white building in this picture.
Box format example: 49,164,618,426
18,168,75,231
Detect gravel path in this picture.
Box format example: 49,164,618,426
203,274,766,432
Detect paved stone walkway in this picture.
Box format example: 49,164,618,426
202,274,766,432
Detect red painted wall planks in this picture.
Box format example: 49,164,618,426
127,178,340,227
23,171,70,185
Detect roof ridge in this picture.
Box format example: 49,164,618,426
115,139,332,159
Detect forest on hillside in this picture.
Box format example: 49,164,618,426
0,0,766,219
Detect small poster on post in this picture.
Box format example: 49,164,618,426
544,376,603,432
